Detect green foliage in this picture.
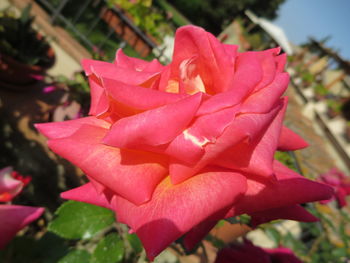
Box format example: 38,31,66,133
169,0,286,34
225,214,252,225
265,227,281,246
155,0,191,27
58,250,91,263
0,233,69,263
91,233,124,263
205,235,226,250
314,84,329,97
274,151,297,171
0,4,52,65
127,234,143,254
261,204,350,263
327,99,342,114
301,71,315,85
48,201,115,240
108,0,172,41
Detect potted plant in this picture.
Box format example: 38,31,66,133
300,71,315,88
0,4,55,90
326,98,342,119
313,83,328,102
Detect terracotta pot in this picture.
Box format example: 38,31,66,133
0,45,55,90
344,126,350,143
326,107,340,119
100,6,157,58
313,93,325,102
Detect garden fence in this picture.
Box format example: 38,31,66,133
35,0,165,60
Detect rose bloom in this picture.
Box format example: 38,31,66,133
36,26,333,260
0,167,44,249
215,239,302,263
318,168,350,208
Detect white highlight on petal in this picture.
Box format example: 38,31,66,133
179,58,206,94
183,129,209,147
191,74,205,93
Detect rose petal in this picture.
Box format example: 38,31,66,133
213,98,288,178
47,124,167,205
112,168,247,260
114,49,164,73
196,52,263,115
61,183,112,210
103,92,202,148
335,187,348,208
101,77,188,113
254,47,281,91
265,247,302,263
215,240,270,263
277,126,309,151
83,58,161,86
240,73,289,114
249,204,318,227
171,26,236,94
227,161,334,216
87,74,110,116
275,53,287,73
183,220,218,251
0,205,44,249
169,100,283,184
35,116,111,140
165,105,240,165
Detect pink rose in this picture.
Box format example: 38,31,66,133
0,167,44,249
0,167,31,202
36,26,333,260
215,239,302,263
318,168,350,208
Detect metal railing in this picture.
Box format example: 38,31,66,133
35,0,164,60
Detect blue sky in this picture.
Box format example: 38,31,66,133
273,0,350,59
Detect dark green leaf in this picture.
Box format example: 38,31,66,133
205,234,225,250
265,227,281,246
48,201,115,240
0,233,68,263
91,233,124,263
20,4,32,24
225,214,251,225
58,250,91,263
34,233,69,263
225,217,240,224
127,233,143,254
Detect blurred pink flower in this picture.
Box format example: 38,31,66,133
0,167,44,249
215,239,302,263
0,167,31,202
43,85,57,93
319,168,350,208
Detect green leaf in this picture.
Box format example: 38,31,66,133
127,233,143,254
91,233,124,263
225,214,251,225
48,201,115,240
205,235,225,250
34,233,69,263
0,233,68,263
20,4,32,24
331,247,347,258
265,227,281,246
58,250,91,263
283,232,307,253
